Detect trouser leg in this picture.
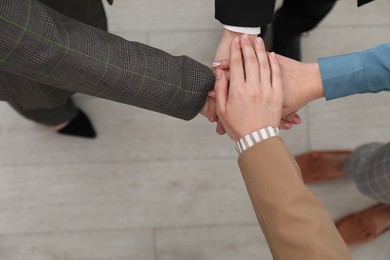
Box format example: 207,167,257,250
0,71,78,126
268,0,337,60
342,142,390,204
277,0,338,33
39,0,108,30
8,98,78,126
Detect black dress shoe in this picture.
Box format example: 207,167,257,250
58,109,97,138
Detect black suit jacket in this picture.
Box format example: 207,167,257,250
215,0,375,27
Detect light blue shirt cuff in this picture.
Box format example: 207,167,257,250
318,53,366,100
319,44,390,100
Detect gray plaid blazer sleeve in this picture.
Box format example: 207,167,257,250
0,0,215,120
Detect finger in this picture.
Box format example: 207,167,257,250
207,97,217,122
240,34,260,85
214,69,228,118
269,52,282,92
212,59,230,70
229,36,244,90
279,119,293,130
225,70,230,81
254,37,271,86
280,111,302,130
283,112,302,125
293,114,302,124
216,121,226,135
214,68,230,82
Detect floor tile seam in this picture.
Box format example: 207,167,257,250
0,223,259,238
0,226,154,238
0,157,238,169
153,222,259,232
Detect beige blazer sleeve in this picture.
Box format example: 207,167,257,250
238,137,352,260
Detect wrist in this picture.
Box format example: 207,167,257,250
309,62,324,100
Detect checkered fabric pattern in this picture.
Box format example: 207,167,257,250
0,0,215,120
342,142,390,204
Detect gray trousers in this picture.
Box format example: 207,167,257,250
342,142,390,204
1,0,107,126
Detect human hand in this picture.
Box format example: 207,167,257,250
276,54,324,129
209,29,257,135
213,29,256,81
214,35,283,142
212,51,325,130
199,92,226,135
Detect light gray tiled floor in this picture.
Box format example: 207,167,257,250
1,0,390,259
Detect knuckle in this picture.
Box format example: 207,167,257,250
260,59,269,70
250,88,260,98
245,54,257,64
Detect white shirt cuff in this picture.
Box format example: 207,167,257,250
223,25,261,35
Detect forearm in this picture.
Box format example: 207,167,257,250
0,0,214,120
238,137,351,260
319,44,390,100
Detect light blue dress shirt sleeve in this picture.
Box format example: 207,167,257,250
318,44,390,100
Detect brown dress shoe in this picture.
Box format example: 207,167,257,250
295,150,352,184
336,203,390,246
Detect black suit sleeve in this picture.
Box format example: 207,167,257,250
215,0,276,27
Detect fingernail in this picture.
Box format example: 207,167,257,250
208,90,216,97
234,36,240,44
242,34,249,40
270,52,276,58
255,37,263,45
283,122,292,128
212,61,221,67
209,116,215,122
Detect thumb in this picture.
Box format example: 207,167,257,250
214,70,228,117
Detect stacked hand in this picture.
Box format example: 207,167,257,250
203,34,325,133
201,29,257,135
211,34,283,142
